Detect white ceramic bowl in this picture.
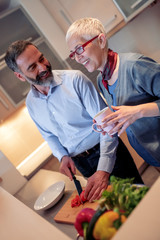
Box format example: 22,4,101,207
34,181,65,211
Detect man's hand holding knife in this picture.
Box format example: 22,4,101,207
60,156,109,202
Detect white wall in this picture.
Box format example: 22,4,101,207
108,2,160,62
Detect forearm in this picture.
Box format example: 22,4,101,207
98,135,119,173
136,102,160,119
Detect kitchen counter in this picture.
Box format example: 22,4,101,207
0,186,71,240
15,169,87,239
15,169,160,240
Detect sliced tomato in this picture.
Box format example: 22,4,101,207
80,190,87,202
71,190,88,208
71,195,81,208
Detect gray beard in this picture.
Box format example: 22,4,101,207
23,72,54,86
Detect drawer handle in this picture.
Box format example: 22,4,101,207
131,0,143,9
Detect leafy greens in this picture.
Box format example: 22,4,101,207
99,176,149,217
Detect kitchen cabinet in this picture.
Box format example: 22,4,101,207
0,6,68,122
0,86,16,122
0,7,41,57
0,7,40,121
0,151,27,195
113,0,155,22
0,64,30,107
41,0,125,36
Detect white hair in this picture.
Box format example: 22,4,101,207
66,17,107,42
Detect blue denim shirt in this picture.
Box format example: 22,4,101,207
98,52,160,164
108,72,159,166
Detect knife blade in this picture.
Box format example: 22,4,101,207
70,169,83,204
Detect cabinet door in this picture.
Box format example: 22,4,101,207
113,0,154,21
41,0,124,34
0,7,40,109
0,7,40,57
0,65,30,106
0,87,16,122
36,40,68,70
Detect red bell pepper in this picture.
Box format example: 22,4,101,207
74,208,96,237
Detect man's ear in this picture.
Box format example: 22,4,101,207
98,33,107,49
14,72,26,82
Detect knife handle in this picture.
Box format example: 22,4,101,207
69,168,75,179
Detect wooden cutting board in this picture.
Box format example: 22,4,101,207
54,191,98,224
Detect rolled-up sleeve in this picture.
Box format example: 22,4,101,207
97,134,119,173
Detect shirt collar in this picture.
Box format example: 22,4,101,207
51,70,62,88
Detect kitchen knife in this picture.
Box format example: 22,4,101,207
70,169,83,203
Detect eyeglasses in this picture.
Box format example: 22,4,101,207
69,35,99,60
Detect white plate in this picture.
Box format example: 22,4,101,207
34,181,65,211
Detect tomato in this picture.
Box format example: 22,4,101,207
71,195,81,208
71,190,87,207
80,190,87,202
